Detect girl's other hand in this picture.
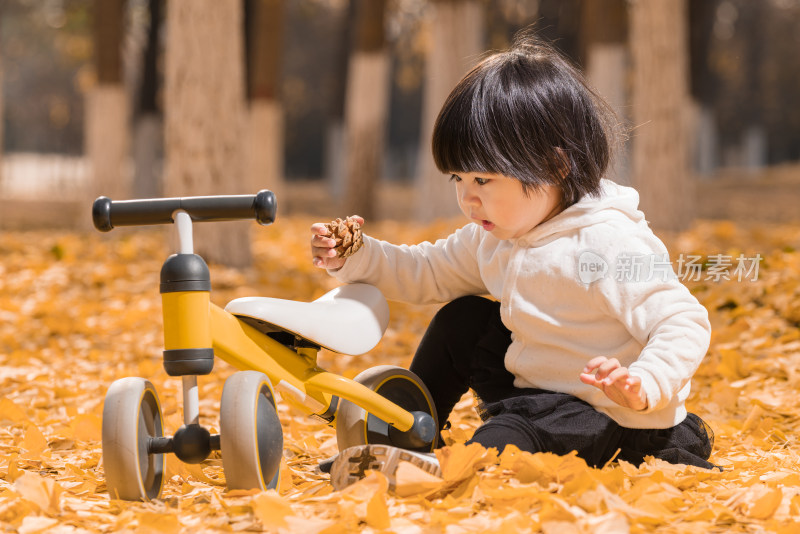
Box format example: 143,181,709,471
579,356,648,411
310,215,365,270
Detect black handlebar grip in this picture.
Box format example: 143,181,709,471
92,196,115,232
92,190,277,232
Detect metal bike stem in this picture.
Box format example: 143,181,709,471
182,375,200,425
174,210,194,254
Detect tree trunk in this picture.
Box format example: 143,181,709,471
164,0,251,267
325,1,355,203
629,0,693,232
580,0,630,185
416,0,484,221
736,1,766,171
245,0,285,204
87,0,130,201
688,0,719,175
343,0,388,220
0,8,4,186
132,0,163,199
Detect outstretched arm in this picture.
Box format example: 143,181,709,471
311,220,487,305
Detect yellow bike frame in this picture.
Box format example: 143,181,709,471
161,290,416,433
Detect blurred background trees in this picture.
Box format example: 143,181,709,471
1,0,800,261
132,0,161,199
86,0,127,201
342,0,387,220
629,0,694,231
245,0,285,207
416,0,484,220
163,0,250,266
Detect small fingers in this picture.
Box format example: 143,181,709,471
311,249,332,259
311,223,336,257
581,357,610,387
623,375,641,391
600,367,629,387
311,247,338,263
312,254,343,269
592,358,621,381
311,219,356,271
311,235,337,249
580,360,646,410
579,372,599,386
311,222,331,236
583,356,609,373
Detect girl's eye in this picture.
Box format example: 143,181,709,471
475,177,489,185
449,174,462,182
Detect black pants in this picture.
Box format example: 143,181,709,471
409,296,717,470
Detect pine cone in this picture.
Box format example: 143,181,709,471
325,216,363,258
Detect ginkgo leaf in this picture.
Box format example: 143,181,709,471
70,413,102,442
17,515,59,534
393,460,444,498
21,424,48,458
0,397,29,424
252,491,294,528
14,472,62,514
436,442,497,482
365,485,391,529
745,485,783,520
136,511,181,534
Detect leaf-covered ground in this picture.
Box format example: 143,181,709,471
1,216,800,533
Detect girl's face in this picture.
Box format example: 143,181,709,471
452,172,563,240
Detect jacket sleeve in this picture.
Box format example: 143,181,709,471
590,230,711,413
328,224,488,304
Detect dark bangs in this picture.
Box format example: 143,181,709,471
431,37,621,208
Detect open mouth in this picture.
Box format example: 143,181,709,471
481,220,496,231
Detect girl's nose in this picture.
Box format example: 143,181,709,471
458,184,479,207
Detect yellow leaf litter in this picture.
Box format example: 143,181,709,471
1,217,800,533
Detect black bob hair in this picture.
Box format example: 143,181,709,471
431,33,623,208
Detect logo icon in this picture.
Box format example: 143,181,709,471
578,250,608,284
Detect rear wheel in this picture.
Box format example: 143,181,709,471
102,377,165,501
335,365,438,452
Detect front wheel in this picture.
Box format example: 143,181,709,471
102,377,165,501
335,365,438,452
220,371,283,490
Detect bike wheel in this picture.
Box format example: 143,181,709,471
336,365,438,452
220,371,283,490
102,377,165,501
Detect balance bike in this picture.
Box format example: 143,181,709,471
92,191,437,501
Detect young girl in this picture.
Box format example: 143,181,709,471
311,35,715,490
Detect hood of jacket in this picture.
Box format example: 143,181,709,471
517,179,647,245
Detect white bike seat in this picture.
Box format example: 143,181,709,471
224,283,389,355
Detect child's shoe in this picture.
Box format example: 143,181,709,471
330,444,441,491
316,454,337,474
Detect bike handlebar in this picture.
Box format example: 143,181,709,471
92,190,276,232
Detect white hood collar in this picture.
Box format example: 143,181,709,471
516,179,646,244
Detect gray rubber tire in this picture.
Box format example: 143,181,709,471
220,371,283,491
335,365,438,453
102,377,165,501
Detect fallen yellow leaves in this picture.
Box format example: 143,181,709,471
1,217,800,532
13,471,63,514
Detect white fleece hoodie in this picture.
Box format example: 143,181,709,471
331,180,711,428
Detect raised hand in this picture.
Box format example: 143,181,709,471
310,215,365,270
579,356,648,411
